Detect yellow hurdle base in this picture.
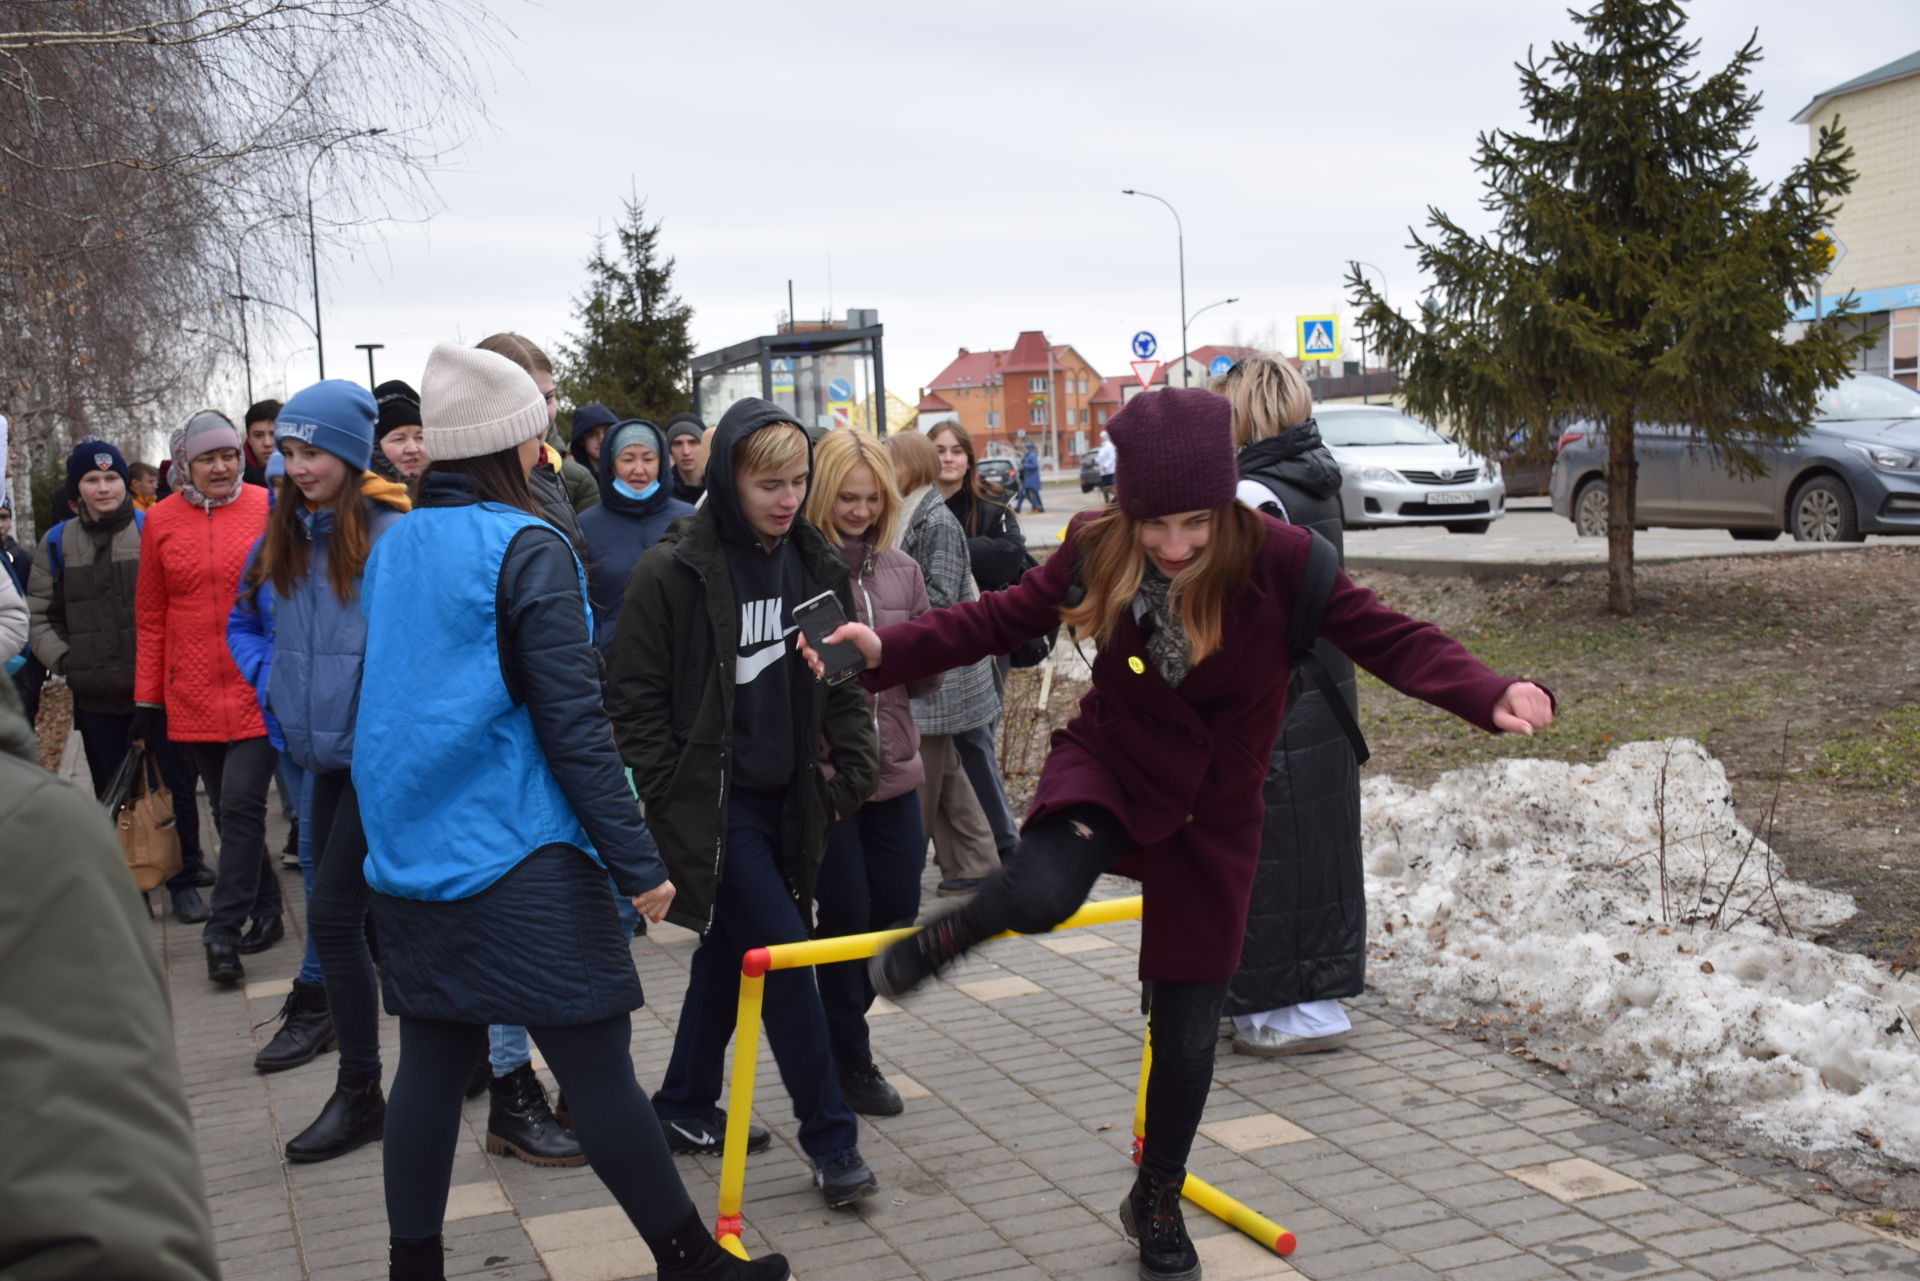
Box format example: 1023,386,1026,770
710,894,1298,1261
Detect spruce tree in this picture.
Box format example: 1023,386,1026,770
1350,0,1868,613
556,198,695,425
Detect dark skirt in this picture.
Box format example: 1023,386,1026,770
370,844,642,1026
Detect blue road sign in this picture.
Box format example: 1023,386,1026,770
1131,331,1158,360
826,377,853,401
1209,355,1234,377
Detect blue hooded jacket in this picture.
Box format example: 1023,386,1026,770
575,418,695,651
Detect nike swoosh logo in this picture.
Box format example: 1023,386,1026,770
671,1122,717,1145
735,630,795,685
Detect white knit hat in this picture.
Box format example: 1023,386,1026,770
420,341,550,461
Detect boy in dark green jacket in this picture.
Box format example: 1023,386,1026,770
607,397,881,1208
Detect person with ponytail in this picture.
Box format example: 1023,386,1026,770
803,387,1555,1281
353,343,786,1281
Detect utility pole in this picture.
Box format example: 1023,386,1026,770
305,126,386,379
1123,190,1187,385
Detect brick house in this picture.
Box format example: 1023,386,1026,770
919,332,1102,460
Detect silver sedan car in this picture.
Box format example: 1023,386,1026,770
1317,405,1507,533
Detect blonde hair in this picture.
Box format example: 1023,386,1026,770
1211,353,1313,449
1058,503,1264,667
807,428,901,549
734,422,808,477
886,429,941,494
476,332,554,377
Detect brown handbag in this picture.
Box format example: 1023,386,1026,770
103,744,183,892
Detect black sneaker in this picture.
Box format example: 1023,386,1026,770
868,909,975,1001
837,1062,903,1117
1119,1167,1201,1281
661,1107,771,1156
812,1146,879,1208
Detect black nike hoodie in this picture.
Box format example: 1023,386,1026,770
706,397,812,791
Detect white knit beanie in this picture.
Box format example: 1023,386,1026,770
420,341,550,461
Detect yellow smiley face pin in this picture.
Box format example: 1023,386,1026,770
1127,655,1146,675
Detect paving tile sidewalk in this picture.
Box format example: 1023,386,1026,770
156,850,1920,1281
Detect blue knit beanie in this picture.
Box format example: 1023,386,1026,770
603,418,667,472
66,439,129,495
275,379,376,472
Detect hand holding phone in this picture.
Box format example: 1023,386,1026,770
791,590,868,686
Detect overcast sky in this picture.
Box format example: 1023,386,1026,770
280,0,1915,410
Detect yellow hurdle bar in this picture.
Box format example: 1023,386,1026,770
712,891,1295,1260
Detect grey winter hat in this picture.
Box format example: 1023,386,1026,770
420,342,550,461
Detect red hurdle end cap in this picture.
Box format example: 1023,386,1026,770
741,948,771,978
1130,1136,1143,1165
1274,1229,1297,1256
714,1213,742,1241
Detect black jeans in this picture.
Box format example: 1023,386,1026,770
308,770,381,1081
73,707,132,797
188,736,282,945
154,733,206,890
385,1013,693,1241
814,790,925,1071
952,803,1228,1178
654,786,859,1159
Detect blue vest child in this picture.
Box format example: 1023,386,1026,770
354,501,598,900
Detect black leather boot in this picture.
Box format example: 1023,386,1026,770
254,980,336,1073
1119,1166,1201,1281
237,913,284,954
644,1207,790,1279
388,1234,444,1280
485,1064,585,1166
206,941,244,985
170,886,211,922
286,1073,385,1163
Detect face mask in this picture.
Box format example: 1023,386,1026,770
613,476,661,502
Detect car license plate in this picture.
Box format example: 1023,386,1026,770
1427,491,1471,505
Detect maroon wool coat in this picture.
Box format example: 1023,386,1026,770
867,511,1521,983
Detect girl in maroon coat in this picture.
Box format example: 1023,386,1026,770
802,388,1553,1281
803,429,941,1120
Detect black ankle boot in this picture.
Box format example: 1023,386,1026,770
1119,1166,1200,1281
254,980,335,1073
206,941,244,984
389,1234,444,1280
867,905,982,999
237,913,284,954
485,1064,585,1166
644,1208,790,1279
286,1073,385,1163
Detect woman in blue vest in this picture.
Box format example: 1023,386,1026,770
352,343,787,1281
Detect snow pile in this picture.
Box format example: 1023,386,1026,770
1363,739,1920,1163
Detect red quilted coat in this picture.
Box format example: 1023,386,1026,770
868,511,1523,983
134,487,270,742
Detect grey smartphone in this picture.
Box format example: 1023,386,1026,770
791,589,867,686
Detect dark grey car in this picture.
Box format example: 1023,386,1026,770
1549,373,1920,541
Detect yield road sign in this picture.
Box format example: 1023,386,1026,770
1131,331,1158,360
1297,314,1339,361
1130,360,1161,389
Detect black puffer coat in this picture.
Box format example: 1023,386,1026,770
1224,422,1366,1016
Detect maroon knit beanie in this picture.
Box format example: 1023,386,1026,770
1109,387,1238,519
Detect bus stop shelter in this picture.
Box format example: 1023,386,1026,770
690,314,887,435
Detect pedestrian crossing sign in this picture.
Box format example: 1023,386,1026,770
1297,314,1339,361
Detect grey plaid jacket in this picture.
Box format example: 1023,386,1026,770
898,488,1000,736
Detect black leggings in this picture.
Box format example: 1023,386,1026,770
307,771,380,1081
384,1013,693,1241
954,804,1228,1179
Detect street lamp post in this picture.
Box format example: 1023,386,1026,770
355,343,385,390
1122,189,1188,385
1350,261,1389,404
307,127,386,379
1183,298,1240,379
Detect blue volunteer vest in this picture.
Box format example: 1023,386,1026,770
353,501,598,900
